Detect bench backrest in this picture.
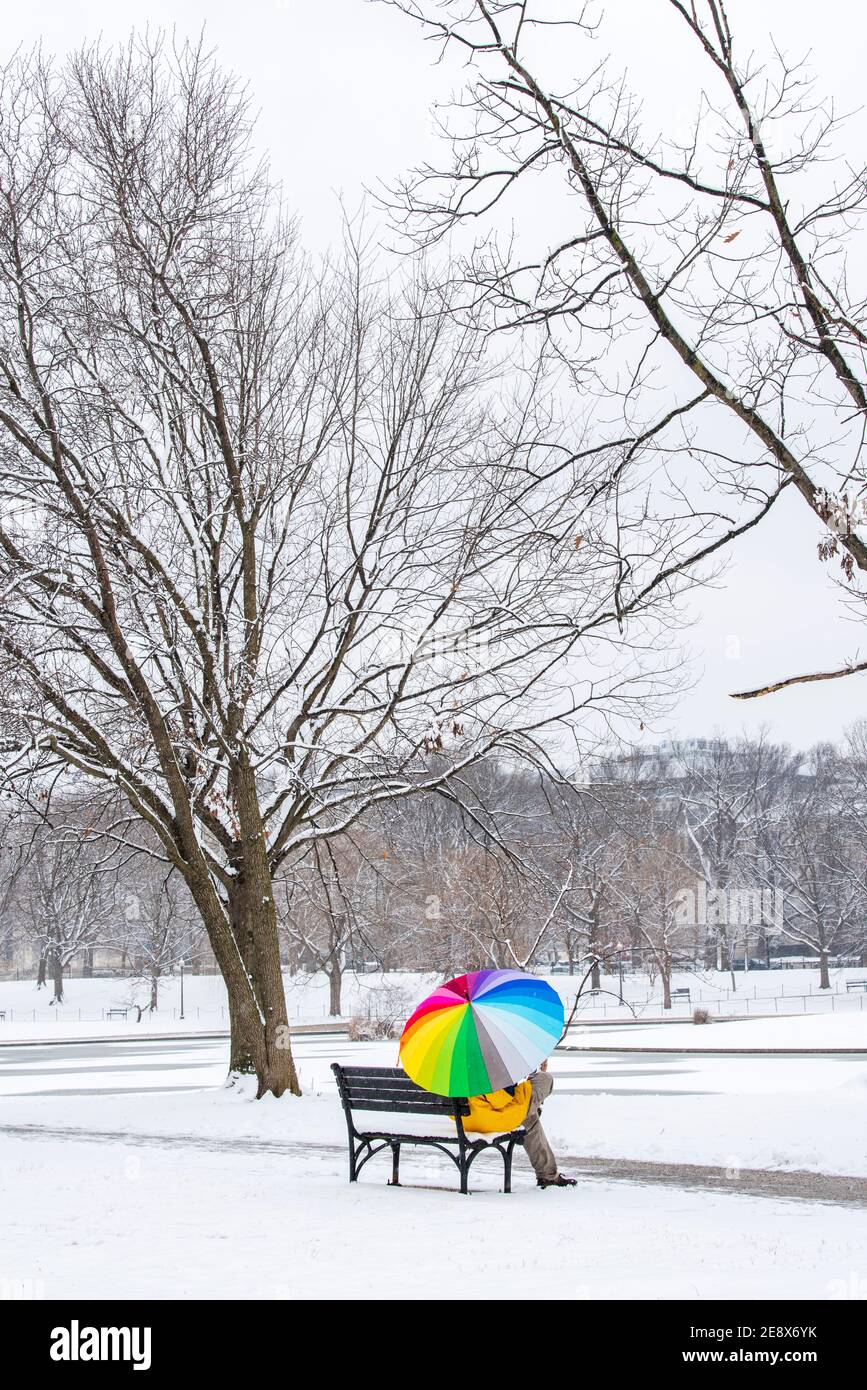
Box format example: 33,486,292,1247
332,1064,470,1118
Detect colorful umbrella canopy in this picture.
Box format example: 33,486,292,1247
399,968,564,1097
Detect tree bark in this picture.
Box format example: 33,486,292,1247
50,950,64,1005
818,948,831,991
328,955,342,1017
589,904,601,990
661,958,672,1010
222,760,300,1097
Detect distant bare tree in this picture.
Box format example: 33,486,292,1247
0,813,23,969
279,836,390,1016
118,863,203,1013
18,830,117,1003
612,829,695,1009
676,736,795,971
764,745,863,987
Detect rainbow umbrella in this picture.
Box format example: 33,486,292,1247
399,968,564,1097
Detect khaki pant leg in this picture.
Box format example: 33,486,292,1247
521,1070,557,1182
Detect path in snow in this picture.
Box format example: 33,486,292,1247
4,1119,865,1209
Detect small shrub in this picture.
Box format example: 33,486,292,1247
347,982,412,1042
347,1016,377,1042
692,1007,711,1025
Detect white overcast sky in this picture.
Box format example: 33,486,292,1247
9,0,867,752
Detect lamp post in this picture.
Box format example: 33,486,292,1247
178,959,186,1021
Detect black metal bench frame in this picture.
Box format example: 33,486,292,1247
332,1063,525,1195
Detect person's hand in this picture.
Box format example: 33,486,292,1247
540,1059,549,1073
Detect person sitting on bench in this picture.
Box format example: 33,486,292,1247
463,1060,577,1189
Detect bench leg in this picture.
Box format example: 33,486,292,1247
389,1141,401,1187
503,1138,515,1195
349,1141,358,1183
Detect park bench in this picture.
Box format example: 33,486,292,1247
331,1063,526,1195
846,979,867,993
672,988,691,1003
106,1008,129,1020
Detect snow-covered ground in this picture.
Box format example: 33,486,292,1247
4,1034,866,1175
0,969,437,1038
3,1010,866,1298
3,1076,867,1300
4,1126,866,1300
1,965,865,1041
568,1011,867,1050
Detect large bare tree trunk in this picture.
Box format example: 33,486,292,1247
223,763,300,1097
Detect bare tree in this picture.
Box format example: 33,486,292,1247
0,811,24,970
0,36,719,1096
763,745,862,987
548,779,631,986
17,829,117,1003
675,735,795,972
612,828,696,1009
384,0,867,697
837,722,867,963
278,836,390,1016
118,862,204,1013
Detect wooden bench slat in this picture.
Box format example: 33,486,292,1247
341,1098,458,1114
340,1078,452,1096
340,1090,467,1113
340,1078,431,1090
339,1089,470,1114
337,1069,415,1081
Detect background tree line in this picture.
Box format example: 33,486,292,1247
3,727,866,1012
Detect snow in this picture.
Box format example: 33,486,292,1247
567,1011,867,1050
1,965,865,1042
2,1081,866,1299
2,1009,867,1298
0,969,435,1039
2,966,866,1300
3,1014,867,1171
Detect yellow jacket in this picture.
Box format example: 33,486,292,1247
463,1080,532,1134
